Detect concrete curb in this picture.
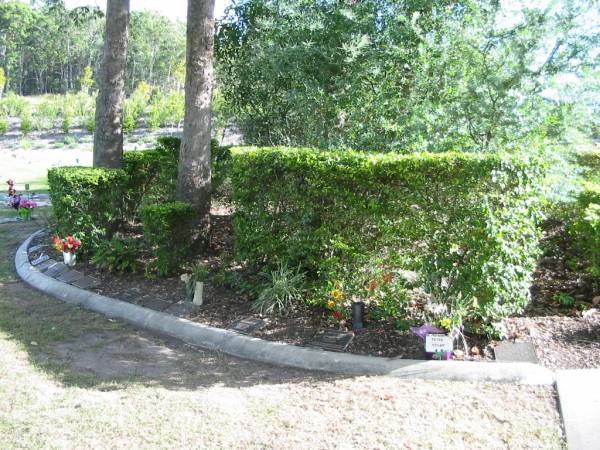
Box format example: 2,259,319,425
16,230,555,385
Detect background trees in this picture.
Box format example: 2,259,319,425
93,0,130,168
0,0,186,96
177,0,216,240
216,0,599,152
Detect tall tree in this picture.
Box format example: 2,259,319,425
177,0,216,240
93,0,129,168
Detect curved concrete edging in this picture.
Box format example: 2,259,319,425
16,230,555,385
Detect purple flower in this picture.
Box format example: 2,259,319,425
9,194,21,210
409,324,447,340
19,199,37,209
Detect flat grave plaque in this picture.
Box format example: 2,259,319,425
35,259,57,272
30,254,50,266
45,262,69,278
28,244,49,254
163,301,197,318
71,275,100,290
308,330,354,352
230,317,265,335
57,270,84,284
494,341,538,363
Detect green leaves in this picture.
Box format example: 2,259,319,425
48,167,128,252
230,145,543,334
139,202,196,277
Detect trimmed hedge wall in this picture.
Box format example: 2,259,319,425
230,146,544,331
48,167,128,250
140,201,196,276
122,148,178,220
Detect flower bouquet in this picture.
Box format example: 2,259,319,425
17,198,37,220
53,235,82,267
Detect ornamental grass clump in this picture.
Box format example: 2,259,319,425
252,263,306,316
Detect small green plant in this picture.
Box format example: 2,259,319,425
0,114,8,135
182,261,211,300
252,263,306,315
61,109,73,134
63,135,77,147
553,292,575,307
20,109,33,135
90,237,142,273
85,111,95,133
192,261,210,283
20,138,32,151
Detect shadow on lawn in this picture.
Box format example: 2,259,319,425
0,220,349,392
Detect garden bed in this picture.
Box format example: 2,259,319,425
26,214,599,368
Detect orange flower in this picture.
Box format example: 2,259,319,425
382,272,393,284
52,236,63,252
367,280,378,291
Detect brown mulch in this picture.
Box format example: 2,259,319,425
28,216,599,367
501,219,600,369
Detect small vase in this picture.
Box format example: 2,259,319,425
63,251,76,267
18,208,32,221
193,282,204,305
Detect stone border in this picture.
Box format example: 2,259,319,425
16,230,555,385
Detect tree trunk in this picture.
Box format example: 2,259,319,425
177,0,215,242
93,0,130,168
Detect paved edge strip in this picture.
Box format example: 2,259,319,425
15,230,555,385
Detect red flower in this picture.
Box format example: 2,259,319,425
332,310,343,320
367,280,378,291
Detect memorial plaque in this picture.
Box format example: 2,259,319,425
230,317,265,335
425,334,453,353
494,342,538,363
45,262,69,278
30,254,50,266
57,270,84,284
34,259,56,272
163,301,197,317
71,275,100,289
137,297,171,311
308,330,354,352
28,244,49,254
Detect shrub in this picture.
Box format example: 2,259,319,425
0,114,8,135
230,146,544,334
122,148,178,220
570,183,600,279
2,92,27,117
252,263,306,315
90,237,142,273
61,109,73,134
48,167,128,251
35,96,61,130
20,108,33,135
140,201,196,277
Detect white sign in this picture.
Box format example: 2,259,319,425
425,334,453,352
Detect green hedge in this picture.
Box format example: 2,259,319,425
122,148,178,220
48,167,128,250
140,201,196,276
230,146,544,332
571,182,600,279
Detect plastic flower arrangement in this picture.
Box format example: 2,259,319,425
53,235,82,254
19,199,37,210
17,198,37,220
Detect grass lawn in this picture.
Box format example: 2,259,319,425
0,220,566,449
